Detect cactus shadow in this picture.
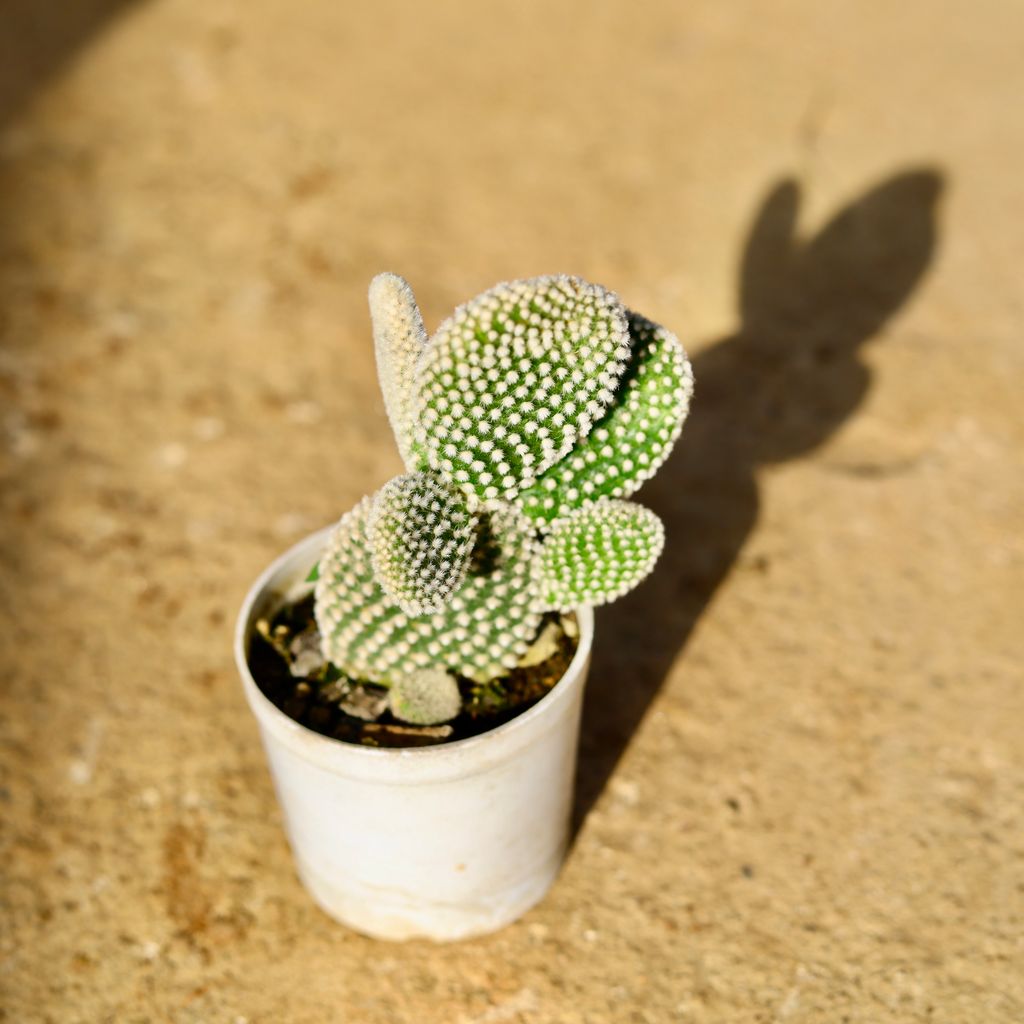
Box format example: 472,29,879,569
571,168,944,837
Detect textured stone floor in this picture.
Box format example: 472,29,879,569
1,1,1022,1021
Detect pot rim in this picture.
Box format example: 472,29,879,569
234,525,594,777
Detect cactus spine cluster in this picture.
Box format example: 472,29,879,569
315,273,693,724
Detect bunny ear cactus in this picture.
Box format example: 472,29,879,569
314,273,693,708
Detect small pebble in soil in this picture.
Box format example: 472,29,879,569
339,685,388,722
288,626,325,677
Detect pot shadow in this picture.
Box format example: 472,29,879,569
572,168,944,835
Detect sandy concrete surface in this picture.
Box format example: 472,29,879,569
1,1,1022,1021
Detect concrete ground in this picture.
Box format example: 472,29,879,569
1,1,1022,1021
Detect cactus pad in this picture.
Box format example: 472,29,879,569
367,472,478,616
416,276,631,507
520,313,693,526
370,272,429,469
315,501,543,684
537,500,665,611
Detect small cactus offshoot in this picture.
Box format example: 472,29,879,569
313,274,693,714
388,669,462,726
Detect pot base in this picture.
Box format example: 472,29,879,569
293,845,566,941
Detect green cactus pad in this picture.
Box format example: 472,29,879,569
388,669,462,725
520,313,693,527
369,272,429,469
315,500,543,684
367,472,478,616
537,500,665,611
416,276,631,507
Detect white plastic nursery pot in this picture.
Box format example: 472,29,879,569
234,527,594,942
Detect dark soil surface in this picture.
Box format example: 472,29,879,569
248,595,578,748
